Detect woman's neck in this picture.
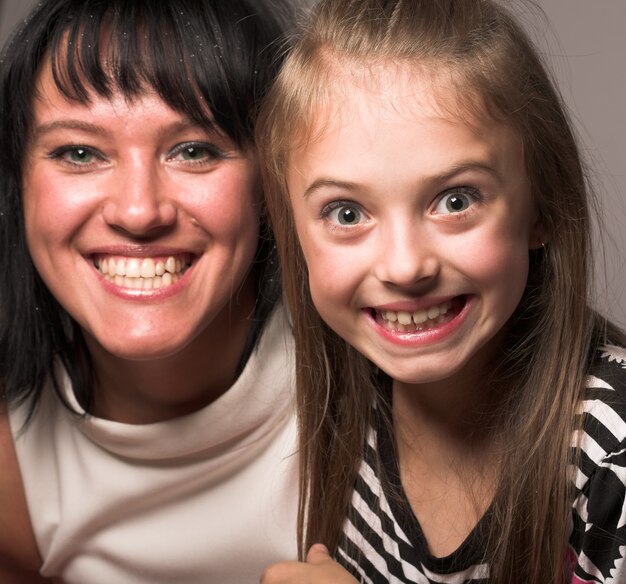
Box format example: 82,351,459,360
85,277,258,425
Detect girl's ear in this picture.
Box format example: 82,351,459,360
528,215,548,250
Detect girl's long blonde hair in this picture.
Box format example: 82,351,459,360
257,1,625,581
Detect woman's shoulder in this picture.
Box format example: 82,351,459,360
0,402,46,580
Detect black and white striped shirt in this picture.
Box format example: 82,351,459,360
337,344,626,583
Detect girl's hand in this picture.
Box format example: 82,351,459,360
260,544,359,584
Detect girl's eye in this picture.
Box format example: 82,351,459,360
322,202,367,226
433,188,480,215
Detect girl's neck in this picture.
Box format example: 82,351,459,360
85,276,257,425
391,325,508,445
391,363,503,558
392,374,497,461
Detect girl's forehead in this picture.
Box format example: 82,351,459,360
306,59,505,144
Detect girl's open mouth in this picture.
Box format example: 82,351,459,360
371,295,467,334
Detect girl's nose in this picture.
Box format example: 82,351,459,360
101,164,177,236
374,224,440,288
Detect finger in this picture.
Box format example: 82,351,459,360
305,543,332,565
260,561,304,584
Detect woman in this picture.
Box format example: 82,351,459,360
0,0,298,582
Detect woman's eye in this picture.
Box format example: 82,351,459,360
67,148,94,163
433,189,479,215
323,203,366,226
49,146,101,166
180,146,209,161
170,143,225,164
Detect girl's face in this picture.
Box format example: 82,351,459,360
23,65,260,363
287,65,541,391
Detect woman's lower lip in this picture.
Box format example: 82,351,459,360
365,296,472,347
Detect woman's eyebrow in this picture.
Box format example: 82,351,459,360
156,118,210,138
31,119,107,139
31,117,215,140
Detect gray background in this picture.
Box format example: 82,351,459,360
2,0,625,326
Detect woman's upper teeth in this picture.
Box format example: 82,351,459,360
95,255,191,278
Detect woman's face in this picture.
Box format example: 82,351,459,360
22,65,261,363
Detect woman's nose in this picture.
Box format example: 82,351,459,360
101,162,177,237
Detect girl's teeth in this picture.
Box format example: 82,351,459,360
385,310,398,323
397,311,412,325
379,300,453,330
427,306,440,320
413,309,428,324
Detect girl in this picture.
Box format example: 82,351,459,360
258,0,626,582
0,0,299,582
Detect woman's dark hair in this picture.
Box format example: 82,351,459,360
0,0,294,416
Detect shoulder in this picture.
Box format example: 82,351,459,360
581,343,626,454
569,345,626,580
574,343,626,519
0,403,45,579
588,343,626,395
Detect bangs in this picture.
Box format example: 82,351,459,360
47,0,269,146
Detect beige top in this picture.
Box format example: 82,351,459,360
8,306,298,584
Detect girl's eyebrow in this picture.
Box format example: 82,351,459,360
303,161,504,199
303,178,358,199
432,161,504,184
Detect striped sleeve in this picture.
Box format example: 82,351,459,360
569,344,626,583
336,426,489,583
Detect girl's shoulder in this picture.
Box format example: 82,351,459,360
571,346,626,582
580,343,626,455
586,343,626,401
589,343,626,391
